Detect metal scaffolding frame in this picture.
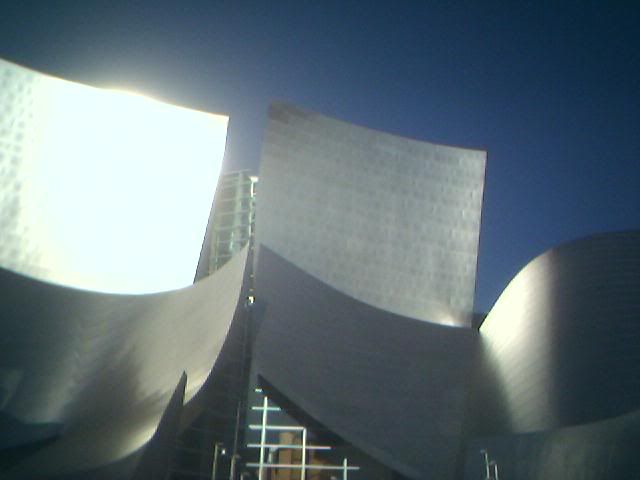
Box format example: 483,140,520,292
247,391,359,480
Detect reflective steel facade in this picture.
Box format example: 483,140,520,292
2,60,638,480
256,102,486,326
252,247,478,480
466,231,640,480
0,58,228,293
251,102,488,479
477,231,640,434
0,60,247,479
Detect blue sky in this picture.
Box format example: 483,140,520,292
1,1,638,312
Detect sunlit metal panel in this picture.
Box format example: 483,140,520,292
0,245,248,478
255,102,485,326
479,231,640,433
0,58,228,293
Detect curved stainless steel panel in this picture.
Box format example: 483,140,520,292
479,231,640,433
0,245,248,478
464,408,640,480
255,102,486,326
253,247,478,480
0,58,228,294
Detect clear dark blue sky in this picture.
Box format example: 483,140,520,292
1,1,638,313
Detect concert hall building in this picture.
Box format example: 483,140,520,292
0,59,638,480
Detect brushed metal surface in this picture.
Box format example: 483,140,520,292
464,408,640,480
0,245,248,478
479,231,640,433
253,247,478,480
255,102,486,326
0,58,228,294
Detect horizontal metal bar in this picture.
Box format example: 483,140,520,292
245,464,360,471
251,406,281,411
249,425,304,431
246,443,331,450
214,208,254,217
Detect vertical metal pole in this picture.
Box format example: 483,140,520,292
230,454,240,480
481,450,490,479
213,443,224,480
301,428,307,480
232,401,242,459
258,396,268,480
342,458,348,480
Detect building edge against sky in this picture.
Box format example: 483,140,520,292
0,59,249,479
0,57,228,293
247,101,487,479
465,230,640,480
255,101,486,327
0,58,638,480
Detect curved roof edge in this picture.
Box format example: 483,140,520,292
267,100,488,152
0,57,228,294
256,101,486,326
477,230,640,433
0,245,248,477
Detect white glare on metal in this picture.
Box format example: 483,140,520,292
480,253,555,431
0,58,228,293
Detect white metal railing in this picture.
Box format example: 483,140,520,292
248,391,360,480
248,425,305,431
480,449,500,480
246,444,331,450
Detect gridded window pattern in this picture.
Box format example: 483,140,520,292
209,171,257,273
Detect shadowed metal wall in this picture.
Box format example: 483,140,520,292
0,246,248,479
464,408,640,480
256,102,485,326
252,247,478,480
476,231,640,435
